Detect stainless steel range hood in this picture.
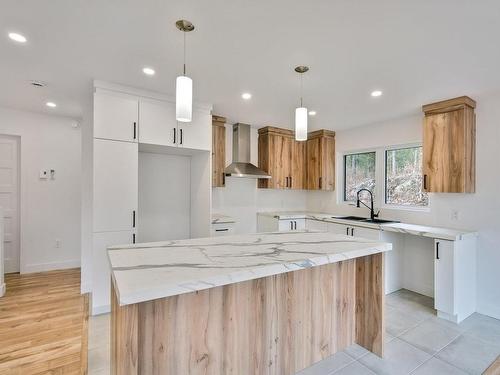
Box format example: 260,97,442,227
224,123,271,179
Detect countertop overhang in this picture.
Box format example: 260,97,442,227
108,231,391,306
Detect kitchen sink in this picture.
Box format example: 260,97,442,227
332,216,367,221
361,218,399,224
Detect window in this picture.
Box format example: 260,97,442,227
385,146,428,206
343,151,376,202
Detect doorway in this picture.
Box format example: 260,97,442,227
0,135,20,273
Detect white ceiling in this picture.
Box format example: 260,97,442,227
1,0,500,130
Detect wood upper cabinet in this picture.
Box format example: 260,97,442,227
258,127,305,189
212,115,226,187
306,130,336,191
422,96,476,193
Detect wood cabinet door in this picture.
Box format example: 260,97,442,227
261,134,290,189
94,91,138,142
138,99,177,147
306,137,321,189
291,140,306,189
321,136,335,191
212,123,226,187
423,110,467,193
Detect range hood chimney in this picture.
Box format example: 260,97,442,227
224,123,271,179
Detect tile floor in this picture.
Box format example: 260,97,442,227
89,289,500,374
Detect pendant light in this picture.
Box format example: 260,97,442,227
294,66,309,141
175,20,195,123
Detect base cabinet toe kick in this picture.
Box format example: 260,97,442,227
108,232,390,375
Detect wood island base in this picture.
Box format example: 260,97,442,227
111,253,384,375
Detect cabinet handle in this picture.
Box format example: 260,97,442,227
132,233,136,244
132,210,136,228
351,227,355,236
319,177,322,189
180,128,183,145
222,172,225,185
436,241,440,259
423,174,428,190
290,221,293,230
215,228,229,232
290,176,292,188
346,227,349,235
294,221,297,230
173,128,177,144
133,122,137,140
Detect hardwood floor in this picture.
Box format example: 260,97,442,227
0,269,89,374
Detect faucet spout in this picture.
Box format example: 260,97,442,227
356,189,379,220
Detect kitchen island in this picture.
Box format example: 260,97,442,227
108,231,391,375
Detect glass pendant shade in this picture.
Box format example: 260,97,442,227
295,107,308,141
176,75,192,122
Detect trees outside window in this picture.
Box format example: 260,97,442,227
343,152,376,202
385,146,428,206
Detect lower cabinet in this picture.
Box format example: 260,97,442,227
305,219,328,231
92,230,134,315
434,238,476,323
211,222,235,236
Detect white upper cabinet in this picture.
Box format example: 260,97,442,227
138,99,177,147
94,91,138,142
93,139,138,232
177,107,211,151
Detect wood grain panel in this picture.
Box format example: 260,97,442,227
422,96,476,193
355,253,385,356
484,355,500,375
0,269,89,374
306,130,335,191
212,115,226,188
112,255,385,374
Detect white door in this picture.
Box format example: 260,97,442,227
305,219,328,231
327,222,351,236
434,240,455,315
93,139,138,232
0,136,19,273
92,230,133,314
351,226,380,240
138,99,177,147
177,108,211,151
94,91,138,142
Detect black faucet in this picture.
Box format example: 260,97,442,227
356,189,380,220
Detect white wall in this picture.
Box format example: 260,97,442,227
0,106,81,273
212,124,308,234
307,92,500,320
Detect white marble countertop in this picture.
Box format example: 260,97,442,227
257,211,477,241
211,213,236,224
108,231,391,306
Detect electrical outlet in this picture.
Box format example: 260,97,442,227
55,239,61,248
451,209,459,221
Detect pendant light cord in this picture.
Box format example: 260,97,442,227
183,32,186,76
300,73,303,107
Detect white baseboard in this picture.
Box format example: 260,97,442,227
477,302,500,321
92,304,110,316
21,259,81,274
0,283,5,297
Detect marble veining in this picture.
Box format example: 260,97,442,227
108,231,391,306
258,211,477,241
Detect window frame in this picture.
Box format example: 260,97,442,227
338,143,430,212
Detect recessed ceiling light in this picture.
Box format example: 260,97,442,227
371,90,383,97
46,102,57,108
8,32,27,43
241,93,252,100
308,110,317,116
142,67,155,76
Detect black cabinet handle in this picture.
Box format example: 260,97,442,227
215,228,229,232
351,227,355,236
319,177,322,189
180,128,183,144
346,227,349,235
132,233,136,244
436,242,440,259
222,172,225,185
290,176,293,188
423,174,428,190
173,128,176,144
132,210,136,228
133,122,137,140
294,221,297,230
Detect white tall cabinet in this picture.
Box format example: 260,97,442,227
91,83,212,315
